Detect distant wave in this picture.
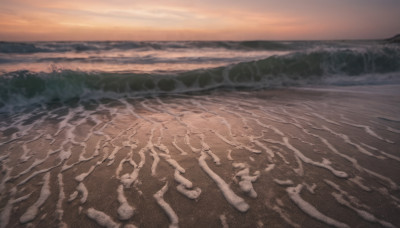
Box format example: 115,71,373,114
0,41,294,54
30,56,250,65
1,46,400,110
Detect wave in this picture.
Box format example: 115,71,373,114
33,56,250,65
1,47,400,110
0,41,295,54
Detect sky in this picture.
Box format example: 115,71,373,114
0,0,399,41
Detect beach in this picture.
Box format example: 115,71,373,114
1,0,400,226
1,84,399,228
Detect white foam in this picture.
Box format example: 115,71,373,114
59,149,72,162
124,225,138,228
252,139,274,158
56,174,66,225
20,173,51,224
304,129,395,191
10,152,52,181
253,118,284,136
159,154,185,173
313,113,341,126
220,214,229,228
291,136,315,147
322,126,382,158
13,192,31,204
0,134,21,147
206,149,221,165
276,151,290,164
184,131,201,153
68,191,78,202
86,208,121,228
214,131,238,147
172,136,187,155
387,126,400,134
153,182,179,228
121,99,152,123
220,117,236,137
75,166,95,182
286,184,349,228
88,151,109,176
137,146,146,168
273,179,294,186
243,145,263,154
378,187,400,209
263,139,285,146
199,152,249,212
235,168,260,198
115,157,128,179
18,158,62,186
227,149,233,160
283,137,348,178
120,169,139,188
363,168,398,191
341,119,394,143
332,192,395,228
176,185,202,200
61,152,95,172
107,146,122,165
305,130,360,166
117,185,135,220
303,182,317,194
293,155,304,176
348,176,372,192
20,144,32,163
92,137,105,157
324,179,370,210
264,164,275,172
232,162,247,169
0,154,8,162
150,147,160,176
361,143,400,162
53,109,74,137
174,170,193,188
155,143,170,154
221,107,250,129
77,182,88,204
269,203,301,228
140,100,159,113
0,188,15,228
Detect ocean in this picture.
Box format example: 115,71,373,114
0,40,400,227
1,40,399,110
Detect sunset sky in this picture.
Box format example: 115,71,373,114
1,0,399,41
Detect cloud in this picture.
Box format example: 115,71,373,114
1,0,399,40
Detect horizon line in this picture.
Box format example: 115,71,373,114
0,37,390,43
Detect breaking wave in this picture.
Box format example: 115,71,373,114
1,46,400,110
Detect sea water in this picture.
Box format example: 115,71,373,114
0,40,400,228
1,40,399,111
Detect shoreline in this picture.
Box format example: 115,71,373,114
0,84,399,227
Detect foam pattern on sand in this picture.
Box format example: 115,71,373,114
0,87,400,227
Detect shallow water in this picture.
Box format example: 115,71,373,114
1,85,399,228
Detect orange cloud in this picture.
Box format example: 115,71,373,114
1,0,399,40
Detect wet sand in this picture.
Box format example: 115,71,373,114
1,85,400,228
